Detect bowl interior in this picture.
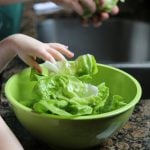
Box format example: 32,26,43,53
5,64,142,119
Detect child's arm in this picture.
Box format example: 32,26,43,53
0,116,24,150
0,36,17,73
0,34,74,73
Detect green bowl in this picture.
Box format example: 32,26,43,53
5,64,142,149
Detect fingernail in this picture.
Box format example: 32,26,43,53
69,52,74,58
71,52,74,56
37,67,42,74
68,50,74,55
50,58,56,64
65,45,69,49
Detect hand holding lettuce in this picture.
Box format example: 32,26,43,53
21,54,127,117
82,0,125,19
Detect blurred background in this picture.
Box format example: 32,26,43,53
21,0,150,37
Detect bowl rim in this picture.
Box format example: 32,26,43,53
5,64,142,120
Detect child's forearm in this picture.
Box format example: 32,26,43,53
0,37,17,73
0,116,24,150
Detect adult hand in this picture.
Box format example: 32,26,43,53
52,0,119,27
82,0,120,27
52,0,97,15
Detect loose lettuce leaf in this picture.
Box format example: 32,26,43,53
43,54,98,77
33,100,72,116
23,54,127,117
109,95,127,111
31,74,99,116
74,54,98,76
93,83,110,114
100,0,125,12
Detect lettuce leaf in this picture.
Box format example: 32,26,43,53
83,0,125,19
24,54,127,117
100,0,125,12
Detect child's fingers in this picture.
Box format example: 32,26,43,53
19,54,42,73
47,47,67,61
48,43,74,58
32,48,56,63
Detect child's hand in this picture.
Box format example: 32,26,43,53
8,34,74,73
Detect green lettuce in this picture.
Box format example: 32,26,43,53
83,0,125,19
23,54,127,117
